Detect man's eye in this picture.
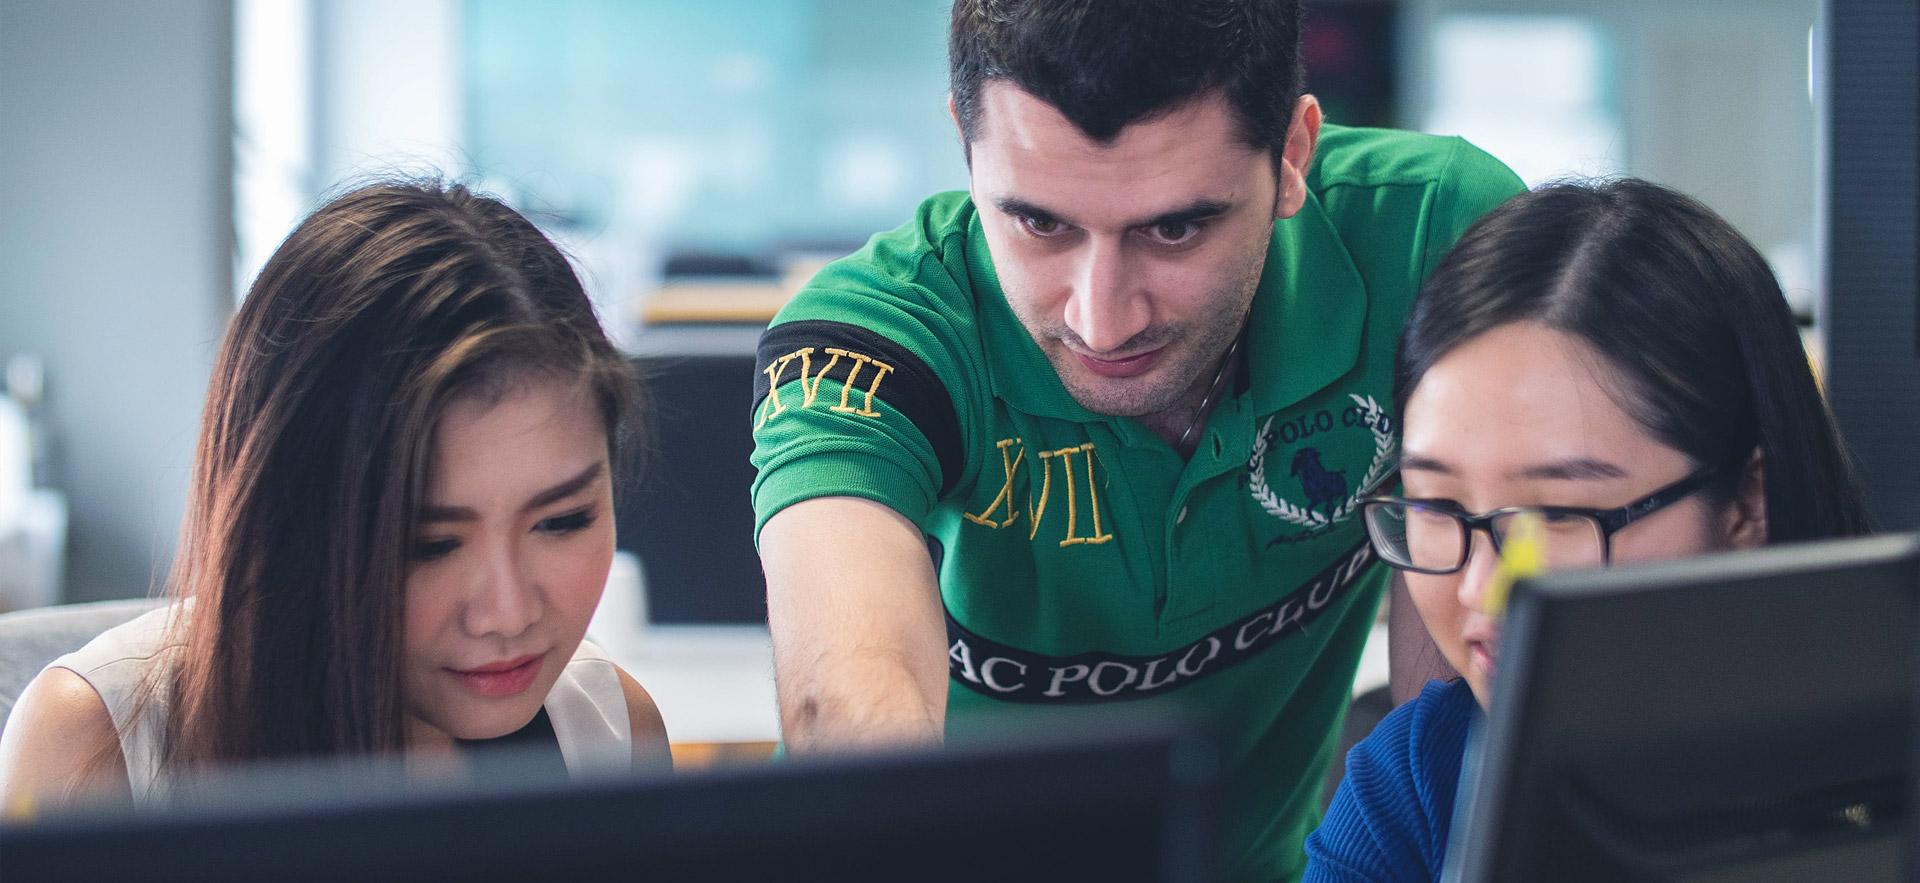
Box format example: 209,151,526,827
411,538,459,562
1144,221,1202,246
1017,214,1067,238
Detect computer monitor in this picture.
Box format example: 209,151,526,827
1823,0,1920,530
1,715,1217,882
1445,533,1920,883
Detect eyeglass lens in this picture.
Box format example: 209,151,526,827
1364,502,1607,573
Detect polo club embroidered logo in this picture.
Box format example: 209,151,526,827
1290,448,1348,519
945,543,1376,702
1248,393,1396,533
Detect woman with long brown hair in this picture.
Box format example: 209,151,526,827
0,181,669,808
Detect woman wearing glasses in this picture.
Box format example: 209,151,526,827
1302,179,1871,882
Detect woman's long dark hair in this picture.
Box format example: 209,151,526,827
158,180,642,770
1398,178,1871,542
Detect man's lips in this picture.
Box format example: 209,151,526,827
1075,346,1165,378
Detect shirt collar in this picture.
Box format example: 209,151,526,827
1246,188,1369,416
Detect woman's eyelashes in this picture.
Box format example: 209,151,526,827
411,537,460,562
408,506,599,562
534,507,597,535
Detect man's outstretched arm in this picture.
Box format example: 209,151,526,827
760,496,950,753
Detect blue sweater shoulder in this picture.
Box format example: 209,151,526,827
1303,678,1479,882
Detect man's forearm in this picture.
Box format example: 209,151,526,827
760,497,951,753
776,654,946,753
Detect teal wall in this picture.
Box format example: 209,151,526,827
464,0,967,256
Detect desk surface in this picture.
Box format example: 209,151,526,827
633,258,830,327
611,625,779,745
637,280,790,325
603,620,1393,747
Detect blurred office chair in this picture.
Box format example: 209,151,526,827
620,350,767,625
0,597,161,737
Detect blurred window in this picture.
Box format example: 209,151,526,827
233,0,316,303
1423,15,1623,186
462,0,967,261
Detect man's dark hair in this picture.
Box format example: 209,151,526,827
949,0,1303,155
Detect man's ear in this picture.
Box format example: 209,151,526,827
1274,95,1323,220
1724,448,1769,549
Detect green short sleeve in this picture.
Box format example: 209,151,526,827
748,195,985,540
1419,137,1529,278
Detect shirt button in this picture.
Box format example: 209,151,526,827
1176,506,1189,525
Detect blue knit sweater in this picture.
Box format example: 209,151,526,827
1303,678,1478,882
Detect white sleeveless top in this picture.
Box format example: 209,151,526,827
47,603,633,805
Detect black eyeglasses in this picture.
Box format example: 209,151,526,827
1358,466,1723,575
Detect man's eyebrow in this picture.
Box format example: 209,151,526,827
994,197,1073,227
1399,453,1453,475
1124,199,1233,230
416,462,605,524
991,197,1235,232
1509,458,1629,482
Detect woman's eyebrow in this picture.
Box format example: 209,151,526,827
1508,457,1629,481
521,461,605,511
1399,453,1453,475
417,462,605,524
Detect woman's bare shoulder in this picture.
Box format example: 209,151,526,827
612,665,671,772
0,667,132,815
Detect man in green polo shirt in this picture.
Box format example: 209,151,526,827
750,1,1523,879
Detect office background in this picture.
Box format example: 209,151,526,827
0,0,1912,616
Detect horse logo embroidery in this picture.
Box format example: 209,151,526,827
1248,394,1396,538
1289,448,1348,519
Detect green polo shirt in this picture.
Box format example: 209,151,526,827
749,125,1523,881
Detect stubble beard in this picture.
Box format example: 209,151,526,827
1027,256,1264,420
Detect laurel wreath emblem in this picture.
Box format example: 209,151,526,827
1248,394,1397,529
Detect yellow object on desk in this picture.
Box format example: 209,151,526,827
5,791,34,822
634,258,834,326
670,740,779,771
1481,511,1547,618
636,280,793,325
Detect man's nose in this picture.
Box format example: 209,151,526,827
1063,238,1149,354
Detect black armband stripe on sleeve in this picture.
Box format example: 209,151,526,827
753,319,964,496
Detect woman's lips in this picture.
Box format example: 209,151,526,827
1469,640,1496,679
448,653,543,698
1076,347,1165,379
